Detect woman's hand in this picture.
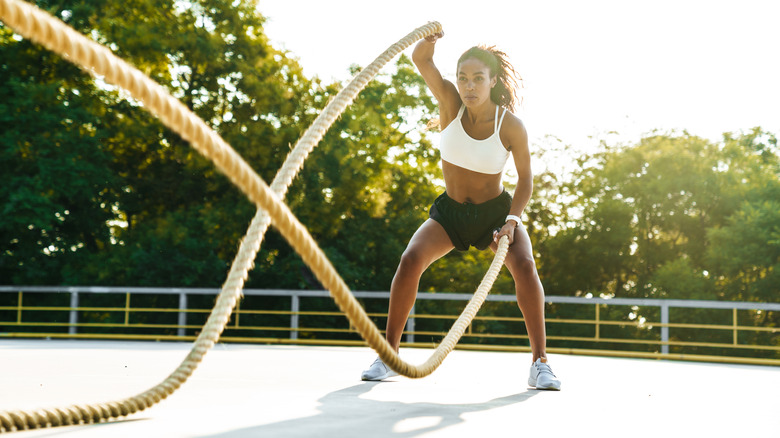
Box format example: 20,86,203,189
425,30,444,43
493,222,516,246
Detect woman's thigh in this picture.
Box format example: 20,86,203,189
490,223,537,272
401,219,455,270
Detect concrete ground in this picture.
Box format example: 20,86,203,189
0,339,778,437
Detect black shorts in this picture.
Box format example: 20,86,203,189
429,190,513,251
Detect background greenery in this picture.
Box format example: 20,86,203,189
1,1,778,355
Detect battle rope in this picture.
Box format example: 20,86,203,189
0,0,511,432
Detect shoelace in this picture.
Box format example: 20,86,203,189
536,362,556,377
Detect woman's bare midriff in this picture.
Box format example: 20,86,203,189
441,160,504,204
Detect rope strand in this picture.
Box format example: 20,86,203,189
0,0,509,432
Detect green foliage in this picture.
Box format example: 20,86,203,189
650,257,712,300
707,199,780,301
1,0,442,293
0,26,121,283
536,130,779,304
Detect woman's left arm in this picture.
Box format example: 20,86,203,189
494,115,532,245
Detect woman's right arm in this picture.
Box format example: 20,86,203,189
412,33,460,125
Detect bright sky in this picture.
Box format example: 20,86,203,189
258,0,780,152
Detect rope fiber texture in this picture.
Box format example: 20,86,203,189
0,0,511,432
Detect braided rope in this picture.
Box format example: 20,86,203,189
0,0,511,432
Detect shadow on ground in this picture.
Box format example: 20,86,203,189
199,382,539,438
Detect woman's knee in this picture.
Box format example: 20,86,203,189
507,253,539,281
397,246,428,275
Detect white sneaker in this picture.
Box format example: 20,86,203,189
361,357,399,381
528,357,561,390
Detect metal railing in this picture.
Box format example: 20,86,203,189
1,286,778,366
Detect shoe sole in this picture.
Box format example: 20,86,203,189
361,371,398,381
528,378,561,391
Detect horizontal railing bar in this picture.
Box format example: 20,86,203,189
0,286,221,295
4,320,775,352
3,286,779,310
5,322,204,329
0,323,350,333
3,313,777,334
3,327,776,353
540,295,780,311
3,314,778,334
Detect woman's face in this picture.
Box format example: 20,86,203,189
457,58,496,107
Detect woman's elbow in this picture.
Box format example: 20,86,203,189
411,51,426,68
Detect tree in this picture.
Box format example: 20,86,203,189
1,1,448,293
537,129,779,302
1,16,122,283
1,0,321,286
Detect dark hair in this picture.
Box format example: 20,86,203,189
457,45,522,110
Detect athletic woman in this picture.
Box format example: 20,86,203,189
361,31,561,390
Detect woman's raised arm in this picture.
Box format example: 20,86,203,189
412,32,460,124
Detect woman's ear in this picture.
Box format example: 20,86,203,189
491,76,497,88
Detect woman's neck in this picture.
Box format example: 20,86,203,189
463,102,496,125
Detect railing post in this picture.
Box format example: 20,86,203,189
661,303,669,354
16,291,22,325
406,304,415,344
124,292,131,326
595,304,600,340
178,293,187,337
732,308,738,345
290,293,299,340
69,291,78,335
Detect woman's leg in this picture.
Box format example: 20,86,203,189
492,224,547,361
385,219,454,351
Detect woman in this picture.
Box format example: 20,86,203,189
361,31,561,390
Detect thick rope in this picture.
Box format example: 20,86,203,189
0,0,511,432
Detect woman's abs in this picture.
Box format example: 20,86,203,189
441,160,504,204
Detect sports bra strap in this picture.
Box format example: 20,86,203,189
458,105,506,134
496,107,507,132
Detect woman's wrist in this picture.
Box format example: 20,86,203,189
505,214,521,227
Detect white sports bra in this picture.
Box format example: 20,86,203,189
439,105,510,175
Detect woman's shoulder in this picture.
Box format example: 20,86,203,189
439,87,463,129
499,107,522,126
498,108,528,150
